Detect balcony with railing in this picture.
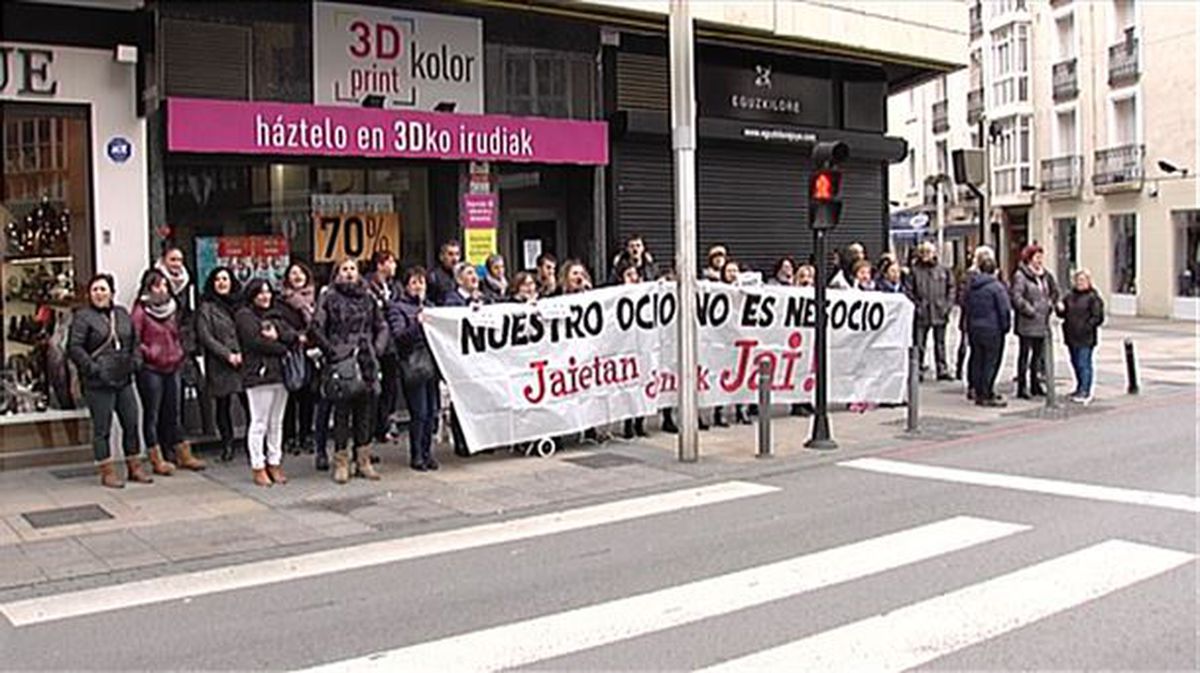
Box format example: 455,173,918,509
1053,58,1078,102
932,100,949,134
1039,155,1083,198
1093,144,1144,192
969,4,982,41
1108,36,1139,85
967,88,984,125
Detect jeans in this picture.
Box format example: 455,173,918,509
136,369,183,450
85,384,140,462
375,353,400,441
1069,346,1094,396
214,392,248,450
1017,336,1046,392
333,393,376,452
968,331,1005,400
314,397,333,459
246,384,288,469
917,323,949,375
403,379,439,466
283,387,315,446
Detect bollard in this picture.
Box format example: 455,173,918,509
1124,337,1140,394
906,345,920,433
757,358,772,458
1043,332,1058,409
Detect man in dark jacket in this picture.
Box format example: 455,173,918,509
426,241,462,307
965,257,1012,407
608,234,659,285
907,241,955,380
367,251,401,442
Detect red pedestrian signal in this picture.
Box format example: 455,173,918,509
810,169,841,203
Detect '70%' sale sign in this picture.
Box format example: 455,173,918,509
312,212,400,262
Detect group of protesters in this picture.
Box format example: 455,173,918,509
72,231,1105,489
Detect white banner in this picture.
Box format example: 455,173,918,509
424,282,914,451
313,1,483,112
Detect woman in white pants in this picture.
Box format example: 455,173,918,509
235,278,296,486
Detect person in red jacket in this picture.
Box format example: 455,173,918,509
131,268,206,474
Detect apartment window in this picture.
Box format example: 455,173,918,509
1054,109,1077,155
1055,13,1076,61
989,0,1028,19
991,24,1030,107
907,149,917,190
1112,95,1137,145
486,47,594,120
1113,0,1136,41
1111,213,1137,295
992,115,1033,195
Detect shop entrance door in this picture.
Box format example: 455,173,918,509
507,209,564,272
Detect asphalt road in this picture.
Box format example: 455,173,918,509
0,392,1195,671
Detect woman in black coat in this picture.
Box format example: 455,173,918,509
312,258,390,484
1055,269,1105,404
387,266,440,472
195,267,245,462
67,274,152,488
277,262,319,461
235,278,296,486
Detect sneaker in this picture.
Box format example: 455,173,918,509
1079,393,1094,406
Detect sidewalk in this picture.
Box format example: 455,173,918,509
0,315,1193,591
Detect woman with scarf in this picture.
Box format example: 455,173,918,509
277,262,320,465
155,246,207,439
195,267,246,463
387,266,440,471
1010,244,1060,399
131,269,206,474
481,254,508,303
68,274,152,488
312,258,390,484
236,278,297,486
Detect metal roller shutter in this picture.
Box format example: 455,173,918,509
163,19,250,100
614,141,887,274
616,52,669,112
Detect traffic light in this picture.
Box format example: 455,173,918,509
808,141,847,230
809,167,843,230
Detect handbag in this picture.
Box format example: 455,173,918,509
400,342,436,388
91,314,136,388
320,348,368,401
282,346,311,392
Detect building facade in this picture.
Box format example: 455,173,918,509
1,0,962,468
891,0,1199,320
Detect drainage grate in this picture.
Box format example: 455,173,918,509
22,504,113,529
564,453,643,469
49,466,98,480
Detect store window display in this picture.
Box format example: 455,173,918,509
1,104,93,423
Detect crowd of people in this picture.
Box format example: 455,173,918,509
70,234,1105,489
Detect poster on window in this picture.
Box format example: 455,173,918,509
312,1,483,113
195,235,290,290
312,211,401,263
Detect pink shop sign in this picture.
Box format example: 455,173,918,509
166,98,608,166
461,193,497,229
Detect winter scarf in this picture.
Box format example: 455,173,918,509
155,260,191,299
484,273,508,297
139,289,178,321
282,284,316,324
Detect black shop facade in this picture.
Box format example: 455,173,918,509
605,37,907,274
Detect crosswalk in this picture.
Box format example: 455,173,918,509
0,478,1193,671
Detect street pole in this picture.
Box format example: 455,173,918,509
977,118,990,249
669,0,699,462
936,177,946,260
805,226,837,450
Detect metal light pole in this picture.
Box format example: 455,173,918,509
936,176,947,259
669,0,699,462
805,225,837,450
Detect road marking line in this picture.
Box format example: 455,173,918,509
841,457,1200,513
299,516,1029,672
699,539,1195,672
0,480,778,628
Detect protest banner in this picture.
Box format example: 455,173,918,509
423,282,914,451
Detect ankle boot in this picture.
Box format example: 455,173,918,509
266,464,288,484
218,441,234,463
97,461,124,489
623,419,635,440
174,442,207,471
148,445,176,476
126,457,154,484
251,468,272,487
735,406,751,425
332,450,351,484
714,408,729,427
355,447,381,481
661,410,678,434
634,417,648,437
